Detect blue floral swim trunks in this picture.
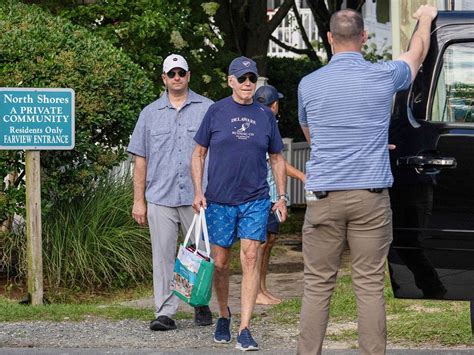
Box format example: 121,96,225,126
205,198,271,248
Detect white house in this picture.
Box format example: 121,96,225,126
267,0,474,59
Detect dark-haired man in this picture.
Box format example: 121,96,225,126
297,6,438,355
128,54,213,332
192,57,288,351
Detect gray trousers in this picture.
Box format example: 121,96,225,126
147,203,194,318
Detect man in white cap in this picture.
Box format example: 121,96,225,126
128,54,213,331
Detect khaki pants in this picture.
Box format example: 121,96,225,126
297,190,392,355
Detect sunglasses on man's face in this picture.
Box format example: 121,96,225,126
166,69,187,79
236,74,258,84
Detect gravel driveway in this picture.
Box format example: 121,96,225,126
0,318,298,351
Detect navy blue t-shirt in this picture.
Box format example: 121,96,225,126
194,96,283,205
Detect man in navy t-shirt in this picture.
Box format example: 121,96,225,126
191,56,288,351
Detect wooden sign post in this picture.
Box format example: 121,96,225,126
25,151,43,305
0,88,75,305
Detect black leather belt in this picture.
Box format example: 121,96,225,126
314,191,329,199
309,188,384,199
367,188,384,193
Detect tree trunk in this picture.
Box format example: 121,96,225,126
306,0,365,60
215,0,293,76
245,30,271,76
242,0,270,75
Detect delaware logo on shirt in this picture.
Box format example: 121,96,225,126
231,117,256,140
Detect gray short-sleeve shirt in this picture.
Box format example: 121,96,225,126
128,90,213,207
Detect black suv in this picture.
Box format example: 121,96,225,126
388,11,474,300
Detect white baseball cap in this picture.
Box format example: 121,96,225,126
162,54,189,73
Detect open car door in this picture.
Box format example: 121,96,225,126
388,11,474,300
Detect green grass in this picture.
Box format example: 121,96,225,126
268,298,301,324
388,300,472,345
0,296,192,322
267,273,474,346
45,281,154,304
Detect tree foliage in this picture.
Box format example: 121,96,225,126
267,57,321,141
0,1,155,219
48,0,231,100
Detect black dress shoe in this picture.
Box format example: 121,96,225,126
150,315,177,331
194,305,212,326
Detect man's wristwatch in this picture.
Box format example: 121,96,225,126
278,194,289,203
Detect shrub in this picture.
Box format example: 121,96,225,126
2,175,152,290
0,1,155,216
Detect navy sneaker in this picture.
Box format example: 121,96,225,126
213,308,232,343
236,328,259,351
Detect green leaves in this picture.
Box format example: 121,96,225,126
201,2,220,16
0,186,25,222
0,1,155,219
363,34,392,62
170,30,188,49
56,0,226,96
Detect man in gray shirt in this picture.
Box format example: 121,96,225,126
128,54,213,331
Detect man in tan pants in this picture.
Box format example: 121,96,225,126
297,5,438,355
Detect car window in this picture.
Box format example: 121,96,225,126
431,42,474,123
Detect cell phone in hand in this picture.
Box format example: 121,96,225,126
274,208,283,223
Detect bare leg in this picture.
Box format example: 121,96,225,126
212,245,231,318
256,233,281,305
239,239,262,332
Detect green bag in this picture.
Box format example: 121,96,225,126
172,208,214,307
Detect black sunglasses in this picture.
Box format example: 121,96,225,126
166,69,187,79
236,73,258,84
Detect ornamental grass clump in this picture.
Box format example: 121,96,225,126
41,175,152,290
2,175,151,292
